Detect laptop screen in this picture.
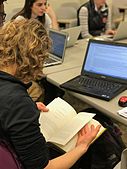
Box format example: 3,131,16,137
49,30,67,59
83,40,127,80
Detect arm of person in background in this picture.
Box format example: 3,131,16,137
105,6,116,35
44,124,101,169
45,3,59,30
79,6,92,39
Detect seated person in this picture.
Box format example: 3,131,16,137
0,18,100,169
77,0,115,38
12,0,59,30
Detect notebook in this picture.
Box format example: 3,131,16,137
44,29,67,67
61,26,81,47
114,148,127,169
60,39,127,101
98,21,127,41
120,148,127,169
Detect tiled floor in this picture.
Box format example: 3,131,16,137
63,92,127,147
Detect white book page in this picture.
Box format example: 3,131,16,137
39,97,77,140
48,112,95,145
55,134,78,152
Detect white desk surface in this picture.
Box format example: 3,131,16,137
43,39,88,75
47,67,127,126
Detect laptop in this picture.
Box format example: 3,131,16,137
61,26,81,47
44,29,67,67
99,21,127,41
114,148,127,169
60,39,127,101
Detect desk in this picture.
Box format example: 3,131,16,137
45,38,127,126
43,39,88,75
47,67,127,126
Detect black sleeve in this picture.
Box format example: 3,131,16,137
2,95,49,169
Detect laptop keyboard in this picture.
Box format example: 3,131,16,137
77,76,122,93
44,57,57,64
60,75,126,101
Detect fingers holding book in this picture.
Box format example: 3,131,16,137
36,102,49,112
76,123,101,149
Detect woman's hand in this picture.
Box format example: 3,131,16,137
36,102,49,112
45,4,56,20
76,123,101,151
45,3,59,30
106,29,116,35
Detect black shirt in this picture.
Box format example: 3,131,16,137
0,71,49,169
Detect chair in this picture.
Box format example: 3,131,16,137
55,2,80,28
112,0,127,27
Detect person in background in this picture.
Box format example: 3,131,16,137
0,18,100,169
12,0,59,30
77,0,115,38
0,0,6,26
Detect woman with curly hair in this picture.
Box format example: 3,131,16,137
12,0,60,102
0,18,100,169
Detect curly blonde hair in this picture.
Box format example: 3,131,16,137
0,18,51,82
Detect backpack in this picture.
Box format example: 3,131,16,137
80,108,126,169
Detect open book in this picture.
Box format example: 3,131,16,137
39,97,106,152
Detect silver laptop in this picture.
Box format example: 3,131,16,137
44,29,67,67
114,148,127,169
99,21,127,41
61,26,81,47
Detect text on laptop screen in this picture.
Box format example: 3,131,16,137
49,31,66,58
84,41,127,80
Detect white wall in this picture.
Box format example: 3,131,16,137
4,0,24,21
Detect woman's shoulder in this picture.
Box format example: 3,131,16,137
14,15,25,21
44,13,52,29
79,6,88,14
45,13,51,21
